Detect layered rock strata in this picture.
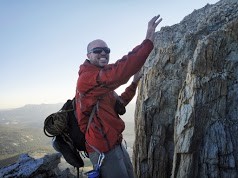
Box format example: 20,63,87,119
133,0,238,177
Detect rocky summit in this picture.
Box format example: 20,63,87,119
133,0,238,177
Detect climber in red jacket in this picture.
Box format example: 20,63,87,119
75,15,162,178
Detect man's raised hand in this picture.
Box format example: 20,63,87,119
146,15,162,42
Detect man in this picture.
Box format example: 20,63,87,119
75,15,162,178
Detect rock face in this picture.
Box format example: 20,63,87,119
133,0,238,178
0,153,74,178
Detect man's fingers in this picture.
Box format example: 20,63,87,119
146,14,162,41
152,15,160,21
149,15,162,27
155,18,163,26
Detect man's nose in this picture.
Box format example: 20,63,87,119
101,50,106,54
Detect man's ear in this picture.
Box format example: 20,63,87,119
87,53,90,59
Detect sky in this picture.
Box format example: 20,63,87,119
0,0,219,109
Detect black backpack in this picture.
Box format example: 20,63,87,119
43,96,125,176
44,98,87,170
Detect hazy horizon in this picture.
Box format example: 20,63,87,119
0,96,137,110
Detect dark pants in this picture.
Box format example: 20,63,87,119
89,144,135,178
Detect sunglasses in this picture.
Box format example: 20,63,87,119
88,47,110,54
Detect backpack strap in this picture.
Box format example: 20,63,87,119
86,101,99,132
85,101,102,154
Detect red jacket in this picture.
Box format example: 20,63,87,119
75,39,154,153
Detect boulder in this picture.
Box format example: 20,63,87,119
0,153,74,178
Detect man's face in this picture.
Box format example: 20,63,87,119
87,40,110,67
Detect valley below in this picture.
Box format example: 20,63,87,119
0,121,135,168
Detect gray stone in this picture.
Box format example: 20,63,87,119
0,153,75,178
133,0,238,177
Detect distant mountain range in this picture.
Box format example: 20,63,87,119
0,102,135,128
0,103,63,128
0,102,136,167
